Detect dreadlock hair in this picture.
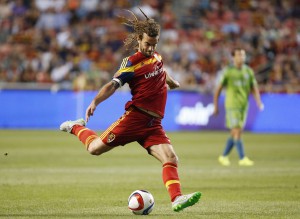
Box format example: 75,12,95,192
121,7,160,50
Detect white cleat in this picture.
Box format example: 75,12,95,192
172,192,201,212
59,118,86,133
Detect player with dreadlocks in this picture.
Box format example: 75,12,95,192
60,8,201,212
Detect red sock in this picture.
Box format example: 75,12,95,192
162,162,182,202
71,125,98,149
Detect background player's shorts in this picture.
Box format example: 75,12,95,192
100,107,171,148
225,108,248,129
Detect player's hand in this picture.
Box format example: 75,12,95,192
259,103,264,111
85,102,97,123
168,80,180,89
213,107,219,116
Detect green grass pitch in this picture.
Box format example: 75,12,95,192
0,130,299,219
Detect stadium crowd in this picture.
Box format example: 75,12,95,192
0,0,299,93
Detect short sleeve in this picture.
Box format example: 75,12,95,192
113,57,134,86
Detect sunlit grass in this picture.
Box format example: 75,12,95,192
0,130,299,218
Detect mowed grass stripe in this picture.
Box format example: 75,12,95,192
0,130,299,218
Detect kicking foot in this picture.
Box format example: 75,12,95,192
239,156,254,166
60,118,86,133
218,155,230,166
172,192,201,212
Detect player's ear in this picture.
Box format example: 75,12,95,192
137,35,142,43
137,33,145,42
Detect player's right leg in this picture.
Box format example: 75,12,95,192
172,192,201,212
60,118,113,155
148,144,201,212
218,135,235,166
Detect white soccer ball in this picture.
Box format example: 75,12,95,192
128,190,155,215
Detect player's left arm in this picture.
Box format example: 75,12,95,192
250,69,264,111
251,85,264,111
213,84,223,115
165,71,180,89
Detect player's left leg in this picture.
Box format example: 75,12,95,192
223,136,235,156
86,137,115,155
148,144,201,212
231,127,244,158
60,118,98,148
219,109,241,166
218,136,234,166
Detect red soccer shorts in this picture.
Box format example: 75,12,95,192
100,107,171,148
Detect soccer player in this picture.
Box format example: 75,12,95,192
60,9,201,212
213,48,264,166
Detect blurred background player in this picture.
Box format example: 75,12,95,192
213,48,264,166
60,8,201,212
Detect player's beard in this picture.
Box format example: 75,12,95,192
143,50,154,57
140,46,154,57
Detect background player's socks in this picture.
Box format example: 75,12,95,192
235,139,245,159
223,137,234,156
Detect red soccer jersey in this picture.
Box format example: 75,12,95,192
113,51,167,118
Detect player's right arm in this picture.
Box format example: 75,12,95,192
85,56,135,122
166,71,180,89
85,80,119,122
213,68,227,115
213,84,223,115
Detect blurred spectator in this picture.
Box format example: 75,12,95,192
131,0,160,20
35,0,66,12
35,7,71,30
0,0,299,93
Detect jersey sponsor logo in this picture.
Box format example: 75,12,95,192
144,64,163,79
234,80,243,87
107,132,116,143
175,102,214,125
234,78,249,87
